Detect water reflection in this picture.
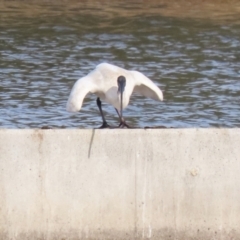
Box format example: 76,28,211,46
0,0,240,128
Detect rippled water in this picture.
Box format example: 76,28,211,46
0,0,240,128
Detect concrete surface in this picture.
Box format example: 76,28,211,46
0,129,240,240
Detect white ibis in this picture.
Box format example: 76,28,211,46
66,63,163,128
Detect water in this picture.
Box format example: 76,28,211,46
0,0,240,128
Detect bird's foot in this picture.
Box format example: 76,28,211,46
98,121,111,129
118,121,131,128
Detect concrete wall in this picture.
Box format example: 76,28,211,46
0,129,240,240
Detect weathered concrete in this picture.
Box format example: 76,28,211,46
0,129,240,240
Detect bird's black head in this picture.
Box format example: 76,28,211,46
117,75,126,94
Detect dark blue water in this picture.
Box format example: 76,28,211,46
0,1,240,128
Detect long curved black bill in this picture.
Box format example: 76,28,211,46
117,76,126,118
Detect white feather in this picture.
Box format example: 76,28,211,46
66,63,163,112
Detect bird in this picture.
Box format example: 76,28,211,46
66,63,163,128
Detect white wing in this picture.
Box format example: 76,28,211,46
66,63,122,112
66,63,163,113
131,70,163,101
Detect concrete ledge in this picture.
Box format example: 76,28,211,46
0,129,240,240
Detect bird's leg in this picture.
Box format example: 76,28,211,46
96,98,110,128
115,108,131,128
